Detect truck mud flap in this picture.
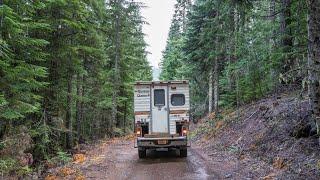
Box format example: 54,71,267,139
134,138,138,148
187,137,191,147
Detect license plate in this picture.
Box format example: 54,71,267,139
158,140,167,145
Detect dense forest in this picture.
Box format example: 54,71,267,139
160,0,320,131
0,0,151,175
1,0,320,178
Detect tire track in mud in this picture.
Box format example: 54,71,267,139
80,139,217,180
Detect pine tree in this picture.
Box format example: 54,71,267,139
160,0,191,80
307,0,320,141
0,0,152,159
0,1,48,121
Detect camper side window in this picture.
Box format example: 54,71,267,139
171,94,185,106
154,89,165,106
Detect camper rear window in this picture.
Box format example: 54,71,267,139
171,94,185,106
154,89,165,106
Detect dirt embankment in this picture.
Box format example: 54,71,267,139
192,92,320,179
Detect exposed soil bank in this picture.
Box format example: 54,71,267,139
192,92,320,179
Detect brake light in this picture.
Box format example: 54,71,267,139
182,126,188,136
136,127,142,137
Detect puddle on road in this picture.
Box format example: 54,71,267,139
134,149,212,180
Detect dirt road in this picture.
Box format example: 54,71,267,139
76,138,217,180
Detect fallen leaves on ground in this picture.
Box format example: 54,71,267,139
124,134,136,140
262,173,276,180
45,160,57,169
239,154,246,160
215,121,224,129
273,157,286,169
249,144,257,151
90,155,106,163
59,167,76,177
44,174,59,180
73,154,86,164
75,175,86,180
208,112,216,120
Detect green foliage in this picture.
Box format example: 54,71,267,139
0,157,17,175
160,0,191,81
0,0,152,171
112,127,126,137
0,157,32,176
16,166,33,176
0,2,49,120
56,151,72,164
49,151,72,166
160,0,307,117
0,0,310,174
0,141,5,151
30,122,51,160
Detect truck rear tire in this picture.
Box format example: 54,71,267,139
180,148,187,157
138,149,146,158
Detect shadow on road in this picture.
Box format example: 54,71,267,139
138,149,186,164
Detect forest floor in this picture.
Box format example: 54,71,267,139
191,90,320,179
42,91,320,180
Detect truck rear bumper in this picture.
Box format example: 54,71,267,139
136,136,188,149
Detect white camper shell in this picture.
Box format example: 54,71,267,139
134,80,190,158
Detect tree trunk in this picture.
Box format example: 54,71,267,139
81,57,88,139
44,7,63,126
270,0,276,46
307,0,320,143
0,0,3,34
280,0,293,73
66,69,73,149
76,73,83,143
111,0,121,135
208,69,213,113
227,7,236,90
213,57,219,115
270,0,278,90
0,0,4,81
123,101,127,133
181,0,191,32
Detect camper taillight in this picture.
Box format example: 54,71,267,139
182,126,188,136
136,126,142,137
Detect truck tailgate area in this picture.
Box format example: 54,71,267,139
137,136,187,148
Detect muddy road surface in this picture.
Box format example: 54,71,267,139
78,139,217,180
